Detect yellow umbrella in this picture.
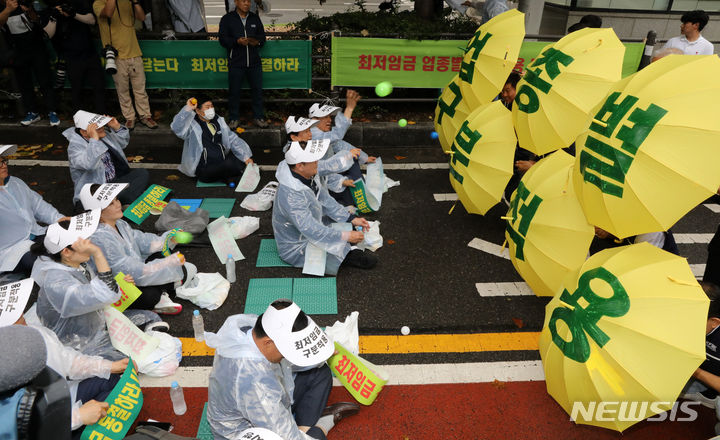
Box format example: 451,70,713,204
434,74,472,153
505,150,594,296
458,9,525,109
573,54,720,239
449,100,516,215
539,243,708,432
512,27,625,156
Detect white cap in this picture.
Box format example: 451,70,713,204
73,110,112,130
284,139,330,165
261,300,334,367
285,116,319,134
238,427,284,440
79,183,128,210
308,103,341,118
0,278,33,327
0,145,17,156
44,209,100,254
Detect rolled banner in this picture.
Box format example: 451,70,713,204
350,158,385,213
161,228,181,257
111,273,142,312
327,342,389,405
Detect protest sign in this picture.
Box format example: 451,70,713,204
351,159,385,214
328,342,389,405
104,307,160,363
73,110,112,130
123,185,172,225
110,273,142,313
207,216,244,263
236,162,261,193
0,278,33,326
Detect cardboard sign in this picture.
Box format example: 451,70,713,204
149,200,168,215
236,162,261,193
123,185,172,225
328,342,388,405
110,273,142,313
0,278,33,326
351,158,385,214
104,307,160,363
74,110,112,130
80,359,143,440
207,216,244,263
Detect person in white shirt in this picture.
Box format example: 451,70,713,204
663,10,714,55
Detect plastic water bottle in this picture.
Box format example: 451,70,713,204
192,310,204,342
226,254,236,283
169,381,187,415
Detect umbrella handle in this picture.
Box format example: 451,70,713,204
667,276,699,287
583,39,603,53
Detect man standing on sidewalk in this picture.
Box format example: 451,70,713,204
663,10,714,55
219,0,268,129
93,0,158,130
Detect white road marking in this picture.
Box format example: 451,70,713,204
690,263,706,278
674,233,713,244
434,193,458,202
476,282,533,297
468,238,510,260
139,361,545,388
704,204,720,213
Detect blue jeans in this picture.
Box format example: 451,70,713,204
228,64,264,121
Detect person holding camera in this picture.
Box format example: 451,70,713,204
93,0,157,130
0,0,60,126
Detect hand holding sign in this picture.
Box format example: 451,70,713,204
78,400,109,426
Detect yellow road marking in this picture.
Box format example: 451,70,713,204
180,332,540,357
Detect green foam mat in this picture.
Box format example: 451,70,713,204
244,278,293,314
196,402,212,440
256,239,292,267
196,180,226,187
292,277,338,315
200,198,235,218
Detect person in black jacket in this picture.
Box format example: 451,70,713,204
219,0,267,129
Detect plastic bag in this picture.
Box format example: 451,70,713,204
235,162,261,193
155,201,210,234
136,330,182,377
227,216,260,239
240,181,278,211
357,221,382,252
324,311,360,355
175,272,230,310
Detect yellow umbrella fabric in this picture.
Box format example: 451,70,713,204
458,9,525,109
539,243,708,432
435,74,472,153
512,27,625,156
504,150,594,296
449,100,516,215
573,54,720,239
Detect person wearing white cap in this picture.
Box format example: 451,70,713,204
64,110,149,207
170,94,254,183
273,139,378,274
0,144,70,278
206,300,360,440
30,211,162,359
81,183,186,315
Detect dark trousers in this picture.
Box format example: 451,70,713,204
228,64,264,120
331,159,363,207
705,223,720,287
196,154,246,183
72,374,121,439
66,55,106,114
292,365,332,440
14,42,57,114
129,252,184,310
111,168,150,205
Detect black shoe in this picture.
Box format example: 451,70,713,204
342,249,377,269
321,402,360,424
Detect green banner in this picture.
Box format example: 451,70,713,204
123,184,172,225
80,360,142,440
331,37,644,88
100,40,310,89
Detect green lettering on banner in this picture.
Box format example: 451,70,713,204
449,120,482,184
123,185,172,225
81,360,142,440
459,31,492,83
548,267,630,363
505,181,542,260
437,81,463,125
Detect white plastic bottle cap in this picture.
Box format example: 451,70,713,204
171,381,179,388
193,310,199,316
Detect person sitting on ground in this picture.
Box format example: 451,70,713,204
31,212,162,360
589,227,679,256
81,183,189,316
273,139,377,274
171,95,254,183
65,110,149,209
0,145,69,278
206,300,360,440
663,10,713,55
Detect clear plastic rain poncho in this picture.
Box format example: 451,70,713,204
272,161,351,276
63,126,131,203
31,257,159,360
205,314,315,440
0,176,64,272
90,220,184,287
170,106,253,177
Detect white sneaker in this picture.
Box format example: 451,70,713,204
153,293,182,315
680,390,717,408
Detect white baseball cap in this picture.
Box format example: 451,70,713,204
79,183,128,210
308,103,341,118
285,116,319,134
0,145,17,156
0,278,33,327
284,139,330,165
238,427,284,440
73,110,112,130
261,300,334,367
44,209,100,254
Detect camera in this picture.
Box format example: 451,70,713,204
103,44,118,75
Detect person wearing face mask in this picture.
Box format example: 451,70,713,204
171,94,254,184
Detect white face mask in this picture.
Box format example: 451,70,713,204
203,107,215,120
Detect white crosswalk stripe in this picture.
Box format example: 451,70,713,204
674,233,714,244
704,204,720,213
467,238,510,260
476,282,533,297
434,193,458,202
